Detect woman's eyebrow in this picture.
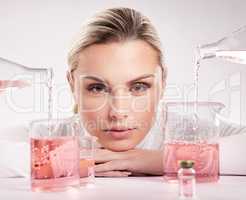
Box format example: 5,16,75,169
81,74,155,85
81,75,109,84
127,74,155,84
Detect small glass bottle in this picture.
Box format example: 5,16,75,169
178,160,196,199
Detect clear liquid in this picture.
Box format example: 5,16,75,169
46,68,53,135
163,141,219,182
194,60,200,113
31,136,80,191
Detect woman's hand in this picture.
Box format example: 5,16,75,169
94,148,164,177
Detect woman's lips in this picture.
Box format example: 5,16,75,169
103,128,136,139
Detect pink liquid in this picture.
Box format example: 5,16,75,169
178,168,196,198
163,142,219,182
31,136,80,191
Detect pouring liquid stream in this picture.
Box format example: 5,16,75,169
47,68,54,137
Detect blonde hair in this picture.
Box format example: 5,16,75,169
68,7,167,83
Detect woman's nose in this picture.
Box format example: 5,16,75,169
108,92,131,121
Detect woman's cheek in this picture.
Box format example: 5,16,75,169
79,96,108,112
131,95,152,112
80,109,107,133
137,101,156,132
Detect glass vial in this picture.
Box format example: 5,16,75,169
178,160,196,199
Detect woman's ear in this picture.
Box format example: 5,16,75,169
67,71,79,114
66,70,74,93
160,68,167,101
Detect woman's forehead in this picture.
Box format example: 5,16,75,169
75,40,159,83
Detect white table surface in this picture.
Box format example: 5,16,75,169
0,176,246,200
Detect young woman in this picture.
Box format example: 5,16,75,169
66,7,167,177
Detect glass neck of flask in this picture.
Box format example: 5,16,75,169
197,43,218,60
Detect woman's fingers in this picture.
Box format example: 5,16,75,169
96,171,131,177
94,149,133,177
94,149,125,163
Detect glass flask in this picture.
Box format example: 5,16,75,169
196,25,246,127
197,25,246,63
163,101,224,182
0,56,53,139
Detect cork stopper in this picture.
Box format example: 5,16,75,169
179,160,195,169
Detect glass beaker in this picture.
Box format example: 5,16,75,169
70,114,96,186
0,57,53,137
79,135,96,186
162,101,224,183
30,118,80,192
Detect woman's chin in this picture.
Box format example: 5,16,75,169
102,140,137,152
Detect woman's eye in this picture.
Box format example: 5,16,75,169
86,83,109,94
130,82,151,94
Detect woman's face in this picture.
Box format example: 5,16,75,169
71,40,163,151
